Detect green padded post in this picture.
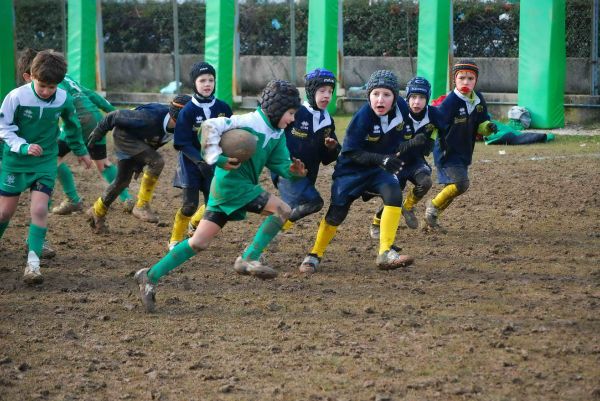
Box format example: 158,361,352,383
0,0,16,101
416,0,451,99
205,0,235,107
306,0,338,114
518,0,566,128
67,0,97,89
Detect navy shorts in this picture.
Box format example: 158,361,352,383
173,152,213,196
331,168,399,206
397,160,432,189
436,164,469,185
274,176,321,209
58,139,107,161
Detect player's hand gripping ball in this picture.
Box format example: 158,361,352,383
219,129,258,163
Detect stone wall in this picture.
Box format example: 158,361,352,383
104,53,594,95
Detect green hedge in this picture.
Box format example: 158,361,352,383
14,0,595,58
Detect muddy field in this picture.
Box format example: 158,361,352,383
1,134,599,401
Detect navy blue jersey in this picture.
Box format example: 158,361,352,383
434,89,489,166
174,97,232,163
401,104,446,165
95,103,172,148
333,99,411,178
283,103,340,184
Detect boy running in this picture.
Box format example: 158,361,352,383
0,50,92,284
134,80,306,313
425,60,497,228
271,68,340,240
85,95,191,233
369,76,444,236
168,62,232,250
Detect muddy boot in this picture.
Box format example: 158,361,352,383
41,240,56,259
132,204,159,223
122,199,136,214
23,251,43,285
233,256,277,280
369,224,380,239
375,248,414,270
51,199,84,215
402,207,419,229
425,202,439,228
86,207,108,234
134,268,156,313
299,253,320,274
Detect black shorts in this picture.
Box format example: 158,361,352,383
58,139,107,161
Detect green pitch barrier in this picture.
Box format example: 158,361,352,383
417,0,451,99
306,0,339,114
68,1,97,89
205,0,235,107
0,0,16,101
518,0,566,128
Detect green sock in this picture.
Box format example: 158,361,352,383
242,215,284,261
102,164,131,201
147,239,197,284
57,163,80,203
0,221,9,239
27,223,47,258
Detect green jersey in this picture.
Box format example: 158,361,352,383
0,83,87,174
59,74,116,137
202,108,297,217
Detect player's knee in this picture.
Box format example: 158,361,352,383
414,175,433,197
147,156,165,176
30,203,48,221
325,205,348,226
180,204,197,217
276,202,292,222
289,197,324,222
187,236,208,252
455,180,470,194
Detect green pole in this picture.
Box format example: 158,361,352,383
204,0,235,107
0,0,16,101
306,0,338,114
416,0,451,99
518,0,566,128
67,0,97,89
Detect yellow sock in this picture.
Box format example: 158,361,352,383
170,208,192,243
431,184,459,211
309,218,338,258
136,172,159,208
372,215,381,227
189,204,206,228
403,188,419,211
379,206,402,254
93,197,108,217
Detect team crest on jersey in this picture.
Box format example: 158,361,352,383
459,107,466,116
300,120,309,130
373,125,381,134
476,105,484,113
23,109,33,119
195,116,204,124
292,128,307,138
5,174,15,186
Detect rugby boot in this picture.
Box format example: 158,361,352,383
233,256,278,280
402,206,419,229
122,198,136,214
425,202,440,228
134,268,156,313
86,207,108,234
376,247,414,270
51,199,84,215
369,224,380,239
132,204,159,223
23,251,43,285
299,253,321,274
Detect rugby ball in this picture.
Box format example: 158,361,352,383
219,129,257,162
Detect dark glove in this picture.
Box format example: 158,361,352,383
396,133,428,156
380,155,404,174
87,129,104,149
196,160,213,179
